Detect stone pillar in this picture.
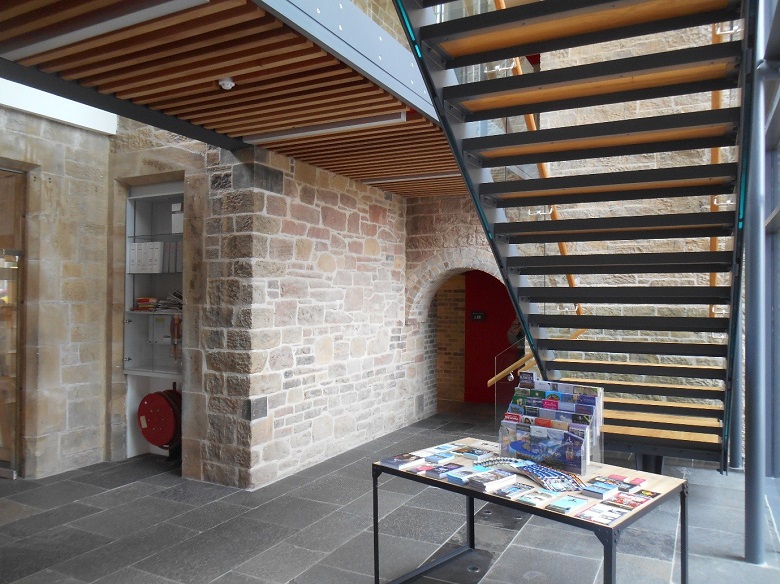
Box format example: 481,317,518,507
195,146,283,487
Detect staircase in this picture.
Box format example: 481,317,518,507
395,0,750,472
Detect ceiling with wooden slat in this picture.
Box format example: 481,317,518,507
0,0,466,198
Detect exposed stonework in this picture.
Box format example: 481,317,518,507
0,105,111,477
435,276,466,408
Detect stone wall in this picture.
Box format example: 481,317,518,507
435,275,466,408
196,146,427,487
110,118,442,488
0,105,112,477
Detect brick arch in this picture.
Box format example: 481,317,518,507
406,248,501,325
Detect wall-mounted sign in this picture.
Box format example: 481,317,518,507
471,312,486,321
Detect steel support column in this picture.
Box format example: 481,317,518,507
745,0,767,564
729,294,745,469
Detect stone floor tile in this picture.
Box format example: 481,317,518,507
376,475,428,496
139,470,187,488
0,480,42,500
512,523,603,559
687,482,745,511
340,489,413,520
377,504,465,545
68,497,193,539
680,553,780,584
423,545,495,584
235,543,326,583
246,495,340,530
0,526,112,584
135,517,295,584
594,553,673,584
484,544,601,584
210,572,271,584
12,570,87,584
149,480,239,506
290,460,342,481
91,567,180,584
290,473,372,506
7,481,105,510
291,563,382,584
406,486,467,513
2,503,102,539
220,476,306,509
614,524,677,562
322,531,438,578
447,523,518,554
71,457,179,490
77,481,168,509
31,470,92,486
51,522,195,582
285,510,371,553
474,502,529,532
0,499,41,527
167,501,248,532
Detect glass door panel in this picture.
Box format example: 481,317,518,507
0,252,20,476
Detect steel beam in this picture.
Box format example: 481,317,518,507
0,58,246,151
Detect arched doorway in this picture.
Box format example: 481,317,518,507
433,270,516,412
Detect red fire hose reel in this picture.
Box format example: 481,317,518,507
137,386,181,450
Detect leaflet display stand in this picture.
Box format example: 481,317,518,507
372,437,688,584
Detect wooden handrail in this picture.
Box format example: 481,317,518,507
487,351,535,387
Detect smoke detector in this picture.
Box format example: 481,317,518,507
218,77,235,90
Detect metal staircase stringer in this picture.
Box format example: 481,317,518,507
394,0,552,379
720,0,756,471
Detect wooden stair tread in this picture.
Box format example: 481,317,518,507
521,287,731,306
605,396,724,412
495,212,734,245
551,358,724,372
429,0,734,61
482,163,736,202
466,61,733,113
602,424,722,445
561,377,725,394
603,410,722,428
470,108,739,164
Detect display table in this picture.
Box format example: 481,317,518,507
372,437,687,584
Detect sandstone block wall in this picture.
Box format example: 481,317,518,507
0,106,112,477
434,275,466,408
110,119,443,488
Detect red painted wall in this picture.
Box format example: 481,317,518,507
463,270,517,403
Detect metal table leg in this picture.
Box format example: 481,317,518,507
467,495,475,549
373,466,381,584
680,483,688,584
595,527,619,584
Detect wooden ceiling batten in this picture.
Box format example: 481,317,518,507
186,82,384,125
134,54,342,105
159,70,363,115
17,0,249,66
0,0,126,45
112,45,326,99
87,35,313,92
54,15,281,79
5,0,462,198
215,101,406,136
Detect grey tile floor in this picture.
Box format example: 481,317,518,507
1,411,779,584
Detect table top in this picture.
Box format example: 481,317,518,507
374,437,687,529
